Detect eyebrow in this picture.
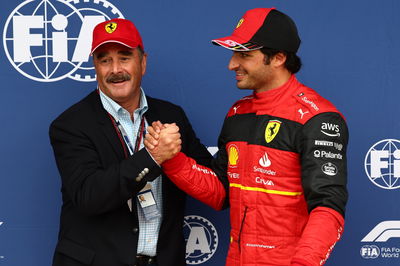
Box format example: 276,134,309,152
95,50,133,59
118,50,133,56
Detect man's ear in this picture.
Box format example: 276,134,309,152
272,52,287,67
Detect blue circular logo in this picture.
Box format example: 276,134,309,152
183,215,218,264
365,139,400,189
3,0,124,82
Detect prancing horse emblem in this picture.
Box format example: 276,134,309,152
265,120,282,143
105,22,118,33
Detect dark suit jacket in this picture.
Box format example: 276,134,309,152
49,90,212,266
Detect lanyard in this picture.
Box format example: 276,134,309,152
108,113,146,158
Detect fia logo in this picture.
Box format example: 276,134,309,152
183,215,218,265
3,0,124,82
360,245,380,259
364,139,400,189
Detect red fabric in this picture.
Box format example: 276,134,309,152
291,207,345,265
162,152,226,210
162,75,347,265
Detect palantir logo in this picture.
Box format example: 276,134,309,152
3,0,124,82
365,139,400,189
183,215,218,265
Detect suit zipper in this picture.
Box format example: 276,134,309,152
238,206,248,253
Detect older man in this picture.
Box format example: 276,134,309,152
49,18,212,266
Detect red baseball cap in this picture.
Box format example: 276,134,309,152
91,18,144,55
212,8,300,52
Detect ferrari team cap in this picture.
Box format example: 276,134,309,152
212,8,301,52
91,18,144,55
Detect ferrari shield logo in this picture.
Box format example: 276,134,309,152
265,120,282,143
105,22,118,33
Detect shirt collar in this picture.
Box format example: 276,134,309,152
99,87,148,120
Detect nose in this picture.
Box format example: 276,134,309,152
111,60,123,73
228,54,239,71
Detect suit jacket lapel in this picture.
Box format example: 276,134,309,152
87,90,126,159
144,96,158,126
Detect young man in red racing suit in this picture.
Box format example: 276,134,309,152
145,8,348,266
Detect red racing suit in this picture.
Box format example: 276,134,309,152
162,75,348,266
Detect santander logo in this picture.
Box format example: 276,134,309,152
259,152,271,167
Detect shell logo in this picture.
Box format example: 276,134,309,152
228,144,239,167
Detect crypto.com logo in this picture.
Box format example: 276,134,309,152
361,221,400,243
3,0,124,82
183,215,218,264
365,139,400,189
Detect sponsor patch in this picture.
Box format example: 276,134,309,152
321,162,338,176
228,144,239,167
259,152,271,167
321,123,340,137
265,120,281,143
314,150,343,160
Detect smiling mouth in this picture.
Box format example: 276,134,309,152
236,72,246,80
110,79,126,84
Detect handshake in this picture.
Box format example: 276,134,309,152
144,121,182,165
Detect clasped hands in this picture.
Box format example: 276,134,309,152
144,121,182,165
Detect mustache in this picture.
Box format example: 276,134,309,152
106,73,131,83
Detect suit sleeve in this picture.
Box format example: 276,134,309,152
49,117,161,216
291,112,348,265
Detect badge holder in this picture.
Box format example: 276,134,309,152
137,184,161,221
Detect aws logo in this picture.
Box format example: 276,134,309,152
3,0,124,82
228,144,239,168
321,123,340,137
183,215,218,265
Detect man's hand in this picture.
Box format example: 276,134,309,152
145,121,182,164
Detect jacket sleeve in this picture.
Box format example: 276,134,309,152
162,152,226,210
291,112,348,265
49,116,161,217
161,116,231,210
